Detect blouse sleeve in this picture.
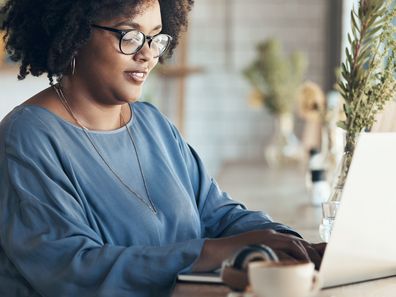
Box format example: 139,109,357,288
168,123,300,239
0,141,204,297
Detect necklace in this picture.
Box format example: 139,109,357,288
53,84,158,214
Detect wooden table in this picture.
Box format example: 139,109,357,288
173,276,396,296
171,161,396,296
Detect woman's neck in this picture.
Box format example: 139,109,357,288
59,76,131,131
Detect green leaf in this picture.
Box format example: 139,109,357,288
357,47,373,64
341,63,350,80
337,81,349,96
348,33,353,45
351,10,361,33
367,24,384,37
352,25,360,40
346,47,354,66
337,121,347,130
343,103,352,115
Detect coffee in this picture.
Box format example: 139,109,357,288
248,261,320,297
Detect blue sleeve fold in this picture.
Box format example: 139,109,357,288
0,154,204,297
168,123,300,239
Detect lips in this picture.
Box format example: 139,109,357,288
124,70,148,83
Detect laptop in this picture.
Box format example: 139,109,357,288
319,132,396,288
178,133,396,287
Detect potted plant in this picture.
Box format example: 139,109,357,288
243,38,308,166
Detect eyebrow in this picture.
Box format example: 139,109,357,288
113,20,162,32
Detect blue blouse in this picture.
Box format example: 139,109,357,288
0,102,296,297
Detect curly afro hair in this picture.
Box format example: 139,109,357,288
0,0,194,84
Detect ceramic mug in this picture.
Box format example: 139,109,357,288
248,261,320,297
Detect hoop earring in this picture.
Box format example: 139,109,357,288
70,57,76,75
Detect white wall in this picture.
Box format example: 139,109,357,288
184,0,330,175
0,70,48,119
341,0,359,62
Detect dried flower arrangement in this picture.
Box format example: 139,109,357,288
243,38,307,115
332,0,396,200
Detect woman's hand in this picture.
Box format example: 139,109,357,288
254,230,325,269
192,229,326,272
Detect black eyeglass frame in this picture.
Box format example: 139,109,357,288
91,24,173,58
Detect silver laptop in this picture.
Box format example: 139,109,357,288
178,133,396,286
320,132,396,288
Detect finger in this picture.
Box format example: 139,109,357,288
303,245,322,270
270,231,307,243
271,232,315,248
279,240,311,262
266,232,325,268
298,241,327,269
312,242,327,257
260,230,313,250
279,243,321,270
275,251,299,263
260,232,310,262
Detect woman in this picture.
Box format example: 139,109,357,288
0,0,324,296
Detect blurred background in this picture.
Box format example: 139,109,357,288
158,0,346,175
0,0,364,240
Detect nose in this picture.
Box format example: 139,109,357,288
133,40,156,62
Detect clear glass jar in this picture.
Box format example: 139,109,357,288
319,132,358,241
319,201,340,242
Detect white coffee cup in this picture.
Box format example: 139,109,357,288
248,261,320,297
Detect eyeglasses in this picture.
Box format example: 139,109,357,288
91,24,173,58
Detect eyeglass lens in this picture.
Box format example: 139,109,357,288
121,31,170,57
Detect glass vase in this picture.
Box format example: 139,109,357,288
328,132,357,201
319,132,357,241
319,201,340,242
264,113,301,167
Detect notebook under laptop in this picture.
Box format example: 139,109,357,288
178,133,396,287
